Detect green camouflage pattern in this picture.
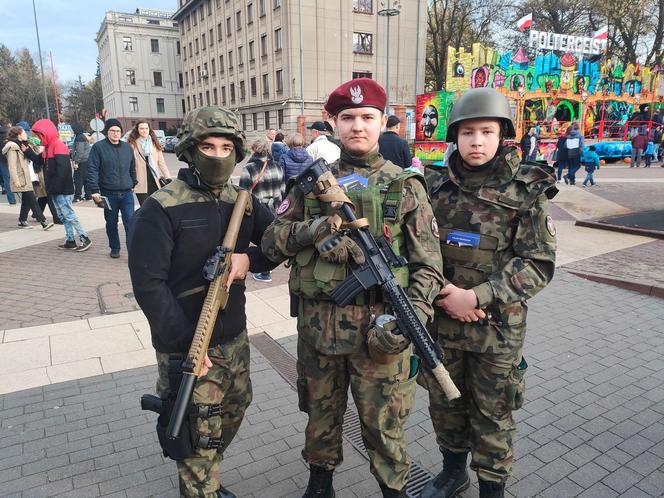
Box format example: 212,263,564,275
155,330,252,498
418,346,525,483
297,335,417,490
428,147,556,353
445,88,516,142
176,106,246,164
151,179,238,208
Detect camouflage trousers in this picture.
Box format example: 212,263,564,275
296,336,417,491
155,330,252,498
418,346,525,483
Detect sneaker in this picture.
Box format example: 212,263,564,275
563,175,569,185
59,239,78,250
17,221,30,228
41,221,54,230
110,251,120,259
252,272,272,282
72,198,81,203
76,236,92,252
582,184,588,188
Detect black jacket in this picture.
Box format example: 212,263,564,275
378,131,412,167
128,168,276,353
87,138,137,193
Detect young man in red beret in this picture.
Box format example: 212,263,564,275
262,78,444,497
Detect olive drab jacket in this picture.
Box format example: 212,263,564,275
429,146,557,354
261,149,445,355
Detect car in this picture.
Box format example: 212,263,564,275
163,136,179,153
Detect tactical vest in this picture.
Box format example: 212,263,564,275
288,165,423,301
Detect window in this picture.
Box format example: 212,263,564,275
216,0,221,8
129,97,138,112
260,34,268,57
209,29,214,46
259,0,266,16
150,38,159,53
238,46,244,66
211,59,216,76
126,69,136,85
222,86,227,105
353,71,372,79
253,113,258,130
217,23,223,40
206,0,212,15
353,0,372,13
240,80,246,101
182,99,186,114
199,93,203,107
353,32,373,54
213,88,218,105
180,23,184,35
220,55,225,73
156,98,165,113
188,43,192,58
206,90,210,105
203,62,209,77
264,111,270,129
247,3,253,24
273,0,281,8
226,17,232,35
199,6,204,21
249,41,255,61
190,69,194,84
236,11,242,30
178,72,183,88
250,77,257,96
276,69,283,93
228,51,233,70
176,41,181,55
262,73,269,95
123,36,132,51
153,71,163,87
274,29,282,51
185,72,189,86
195,38,199,54
242,114,248,130
186,16,191,31
197,65,201,81
192,94,196,108
230,83,236,104
278,109,284,128
193,10,197,25
201,34,206,50
187,95,191,111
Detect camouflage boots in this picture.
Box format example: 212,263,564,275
420,450,470,498
303,465,335,498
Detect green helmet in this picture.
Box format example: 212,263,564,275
176,106,246,164
446,88,516,142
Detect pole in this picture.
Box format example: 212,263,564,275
414,0,421,99
49,52,61,123
32,0,50,119
386,15,391,114
298,0,304,115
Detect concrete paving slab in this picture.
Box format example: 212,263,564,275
50,325,143,365
2,319,91,343
47,359,104,384
0,337,51,374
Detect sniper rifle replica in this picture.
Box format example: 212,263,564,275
295,160,460,400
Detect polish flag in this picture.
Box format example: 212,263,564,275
593,26,609,40
516,13,533,31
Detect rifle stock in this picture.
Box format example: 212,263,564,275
166,189,251,440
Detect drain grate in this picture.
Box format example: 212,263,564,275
250,332,433,497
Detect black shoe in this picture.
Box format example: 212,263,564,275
76,236,92,252
420,451,470,498
72,197,81,203
41,221,54,230
478,480,505,498
59,239,78,250
303,465,335,498
563,175,569,184
17,221,30,228
379,483,406,498
216,485,236,498
110,251,120,259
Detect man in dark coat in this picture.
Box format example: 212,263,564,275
378,115,412,168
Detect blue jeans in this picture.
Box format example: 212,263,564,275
52,195,88,241
583,172,595,186
566,157,581,184
556,160,567,181
0,162,17,204
101,190,135,253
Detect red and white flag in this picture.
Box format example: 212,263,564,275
516,13,533,31
593,26,608,40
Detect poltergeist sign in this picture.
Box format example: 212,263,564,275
529,30,607,56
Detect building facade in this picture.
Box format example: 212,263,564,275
96,8,185,133
174,0,427,139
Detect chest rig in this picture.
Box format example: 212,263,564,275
288,164,421,301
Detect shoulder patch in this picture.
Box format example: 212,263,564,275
431,217,440,238
276,198,290,215
546,215,556,236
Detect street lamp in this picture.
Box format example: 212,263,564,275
378,0,402,115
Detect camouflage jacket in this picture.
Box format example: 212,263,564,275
429,147,557,353
261,149,445,355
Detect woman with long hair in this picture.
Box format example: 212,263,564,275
127,121,171,206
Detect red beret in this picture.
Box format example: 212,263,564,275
324,78,386,116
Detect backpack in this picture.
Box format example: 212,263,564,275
566,136,581,158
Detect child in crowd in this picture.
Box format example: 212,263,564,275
583,145,600,187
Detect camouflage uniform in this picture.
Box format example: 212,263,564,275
262,149,445,491
419,146,557,483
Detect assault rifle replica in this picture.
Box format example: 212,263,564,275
141,189,251,448
296,160,460,400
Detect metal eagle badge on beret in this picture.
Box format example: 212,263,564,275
545,215,556,236
350,85,364,104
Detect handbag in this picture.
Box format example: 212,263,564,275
141,151,171,188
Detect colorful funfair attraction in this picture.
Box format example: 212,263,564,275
415,24,664,163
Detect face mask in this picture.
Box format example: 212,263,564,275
192,147,236,188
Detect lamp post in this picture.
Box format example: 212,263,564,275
32,0,50,120
378,0,402,115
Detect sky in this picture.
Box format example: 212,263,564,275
0,0,179,84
